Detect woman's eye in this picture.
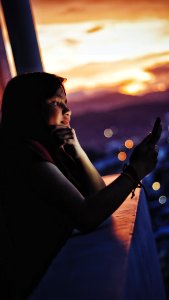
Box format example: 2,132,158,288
50,101,58,106
57,102,65,108
48,101,65,108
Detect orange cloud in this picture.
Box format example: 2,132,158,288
146,63,169,76
86,25,104,34
62,52,169,78
61,5,85,14
30,1,169,96
64,38,80,46
61,51,169,94
144,62,169,92
31,0,169,24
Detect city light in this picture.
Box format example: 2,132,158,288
124,139,134,149
118,151,127,161
104,128,113,138
152,182,160,191
159,196,167,205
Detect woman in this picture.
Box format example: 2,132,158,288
0,72,161,299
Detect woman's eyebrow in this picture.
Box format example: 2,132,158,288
59,96,67,104
52,96,67,103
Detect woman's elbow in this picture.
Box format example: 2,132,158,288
74,214,101,233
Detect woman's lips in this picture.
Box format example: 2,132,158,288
61,118,70,126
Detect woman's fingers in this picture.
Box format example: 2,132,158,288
53,128,71,134
141,125,162,147
149,124,162,145
140,133,152,145
129,133,160,178
53,127,76,145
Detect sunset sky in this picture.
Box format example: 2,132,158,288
29,0,169,95
1,0,169,96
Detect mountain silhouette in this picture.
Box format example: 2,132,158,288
69,90,169,149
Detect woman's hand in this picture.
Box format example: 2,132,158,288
129,120,162,179
51,125,84,158
50,125,106,194
63,127,84,158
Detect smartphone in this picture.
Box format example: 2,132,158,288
151,117,161,136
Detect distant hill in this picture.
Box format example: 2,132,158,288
69,90,169,149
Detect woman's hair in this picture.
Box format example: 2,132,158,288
1,72,66,139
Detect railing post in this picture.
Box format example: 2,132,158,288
0,21,11,108
1,0,43,74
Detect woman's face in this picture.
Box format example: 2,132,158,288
44,86,71,127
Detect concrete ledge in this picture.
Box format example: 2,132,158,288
29,175,166,300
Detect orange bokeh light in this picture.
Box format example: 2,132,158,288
125,139,134,149
118,151,127,161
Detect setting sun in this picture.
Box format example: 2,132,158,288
121,82,146,95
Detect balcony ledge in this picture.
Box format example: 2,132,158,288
29,175,166,300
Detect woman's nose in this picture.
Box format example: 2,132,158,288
63,106,71,116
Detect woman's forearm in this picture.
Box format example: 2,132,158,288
33,160,137,233
74,147,106,195
77,172,137,232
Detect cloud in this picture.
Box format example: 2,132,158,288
146,63,169,76
64,38,81,46
143,62,169,92
61,52,169,93
32,0,169,24
86,25,104,34
61,5,86,14
32,0,169,4
62,51,169,78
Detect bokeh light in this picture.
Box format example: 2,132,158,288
118,151,127,161
104,128,113,138
159,195,167,205
124,139,134,149
152,182,161,191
